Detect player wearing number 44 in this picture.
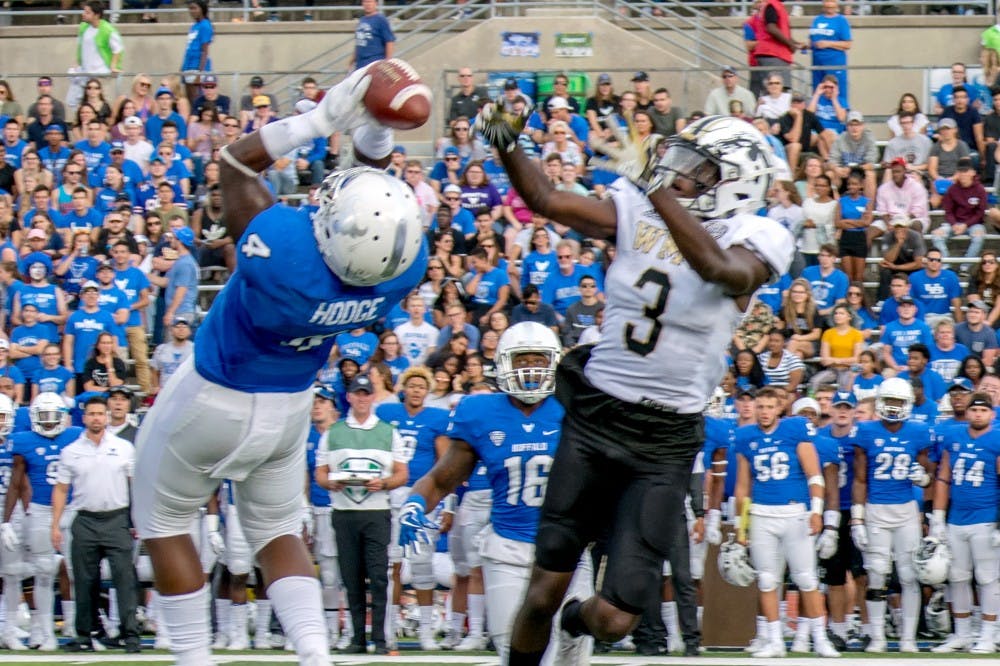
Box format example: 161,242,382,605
474,106,794,661
130,65,428,666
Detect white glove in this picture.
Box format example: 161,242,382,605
991,530,1000,549
205,514,225,557
316,65,375,134
705,509,723,546
0,522,18,551
589,116,664,192
908,462,931,488
474,99,531,153
301,506,315,540
850,523,868,550
929,510,947,541
816,527,839,559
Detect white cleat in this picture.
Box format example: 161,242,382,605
898,639,919,653
790,638,810,652
865,637,886,653
971,639,997,654
439,629,461,650
753,640,787,658
419,636,440,651
335,633,353,651
456,633,487,651
212,631,228,649
747,636,767,653
932,634,972,653
667,636,685,654
38,634,58,652
154,633,171,650
1,629,27,650
814,638,841,658
251,632,271,650
227,633,249,650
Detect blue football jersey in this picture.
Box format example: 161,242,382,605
376,403,449,485
195,204,427,392
938,424,1000,526
11,427,82,506
0,439,13,498
819,424,857,510
704,416,735,497
856,420,931,505
467,461,490,492
305,426,331,508
447,393,564,543
735,417,811,506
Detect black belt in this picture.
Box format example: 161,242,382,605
77,507,129,519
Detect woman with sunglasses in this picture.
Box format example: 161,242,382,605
755,72,791,123
968,250,1000,327
114,74,155,122
843,281,879,340
541,120,584,176
55,159,89,215
435,115,487,163
82,78,112,125
432,228,464,280
418,258,448,311
779,277,822,359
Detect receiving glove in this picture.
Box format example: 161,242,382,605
908,462,931,488
474,99,531,153
589,116,664,192
0,522,18,551
705,509,723,546
816,527,839,560
850,523,868,550
315,65,375,135
398,495,438,557
205,514,225,557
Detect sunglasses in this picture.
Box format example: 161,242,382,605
202,84,216,89
224,122,239,128
454,126,469,131
927,257,942,262
66,170,82,175
86,85,101,90
445,156,459,161
557,254,572,259
482,244,495,248
444,196,460,202
138,82,151,88
458,73,472,78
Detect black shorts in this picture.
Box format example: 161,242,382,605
536,345,704,615
819,509,864,586
838,230,868,259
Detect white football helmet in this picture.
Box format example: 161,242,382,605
655,115,777,219
705,386,727,418
0,393,14,437
913,536,951,585
718,534,756,587
30,391,69,437
924,588,950,637
495,322,562,405
875,377,914,422
314,166,424,287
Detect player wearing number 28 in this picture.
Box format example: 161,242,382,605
850,377,933,653
475,107,794,663
131,65,427,666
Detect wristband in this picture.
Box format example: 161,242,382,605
932,509,946,524
823,510,841,528
405,494,426,511
443,494,457,514
205,514,219,533
807,474,825,488
219,145,260,178
810,497,824,515
850,504,864,521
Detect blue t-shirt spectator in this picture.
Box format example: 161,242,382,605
801,265,848,311
65,307,117,374
182,17,213,71
10,321,59,381
164,252,199,318
354,11,395,69
909,268,962,316
881,319,933,367
333,330,379,366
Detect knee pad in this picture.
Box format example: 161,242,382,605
866,571,886,591
226,542,251,577
865,549,892,577
791,570,819,593
409,551,436,591
896,563,917,587
319,557,339,589
866,587,887,602
433,552,454,589
757,570,779,593
534,522,585,573
136,555,155,583
949,566,973,584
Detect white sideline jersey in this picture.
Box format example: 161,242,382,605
586,178,794,413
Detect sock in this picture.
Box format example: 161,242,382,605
979,619,996,643
866,600,886,640
322,586,338,614
3,578,20,634
831,621,848,639
389,603,399,639
419,605,434,635
508,646,547,666
451,611,466,635
697,605,703,630
661,602,680,642
324,609,339,638
468,593,485,637
768,620,783,644
794,616,809,644
267,576,328,659
755,615,767,641
108,588,120,627
33,575,54,638
900,585,919,642
255,599,272,639
214,599,231,637
0,592,5,629
229,603,248,643
341,598,354,638
158,585,211,666
956,615,972,638
810,616,829,644
861,622,872,638
62,600,75,637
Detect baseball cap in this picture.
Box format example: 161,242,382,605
174,227,196,249
337,357,360,370
831,391,857,407
201,74,217,85
155,86,174,98
846,110,864,124
736,385,756,398
597,73,612,84
503,78,518,90
632,71,651,81
37,76,52,86
898,295,916,305
96,260,114,271
970,395,993,409
392,144,407,155
123,116,143,128
149,155,165,165
890,215,910,227
27,228,46,240
969,299,990,311
252,95,271,107
80,280,100,292
890,156,908,168
443,146,460,157
791,397,821,416
347,376,374,394
106,385,133,398
790,91,806,103
172,317,190,326
115,192,131,203
948,377,975,392
313,384,336,402
957,156,975,171
250,75,265,87
547,97,570,111
45,124,63,134
294,98,317,114
938,117,957,129
110,141,125,152
134,234,150,244
442,183,462,195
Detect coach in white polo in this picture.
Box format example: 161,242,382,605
51,395,140,652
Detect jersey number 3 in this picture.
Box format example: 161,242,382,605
625,269,671,356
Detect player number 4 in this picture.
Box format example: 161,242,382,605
241,233,272,258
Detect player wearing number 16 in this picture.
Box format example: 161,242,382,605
929,392,1000,654
479,106,794,661
131,63,428,666
850,377,933,653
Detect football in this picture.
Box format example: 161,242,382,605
362,58,432,131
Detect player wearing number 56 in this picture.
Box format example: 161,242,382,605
478,108,794,663
130,64,428,666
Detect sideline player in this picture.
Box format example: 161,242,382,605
398,322,592,663
0,395,25,649
132,63,428,666
477,105,794,661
